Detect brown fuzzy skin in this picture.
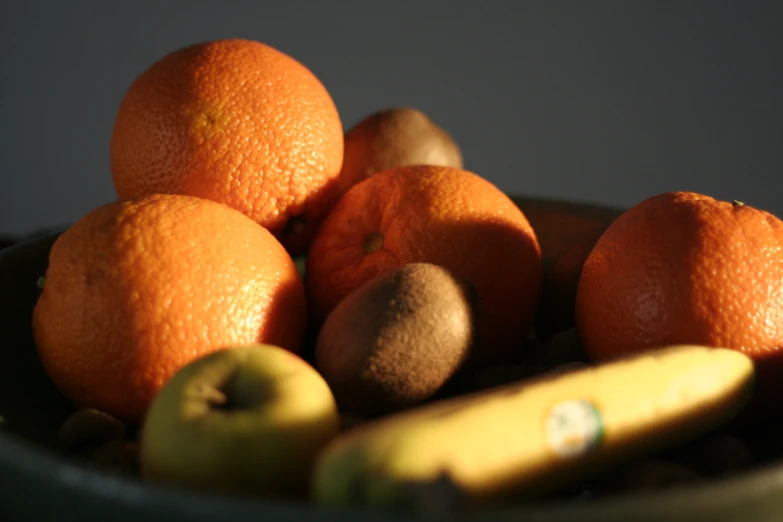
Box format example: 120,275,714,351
315,263,475,417
338,107,463,194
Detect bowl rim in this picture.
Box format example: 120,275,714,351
3,422,783,522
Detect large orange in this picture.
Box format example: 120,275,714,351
305,165,543,366
574,191,783,413
110,38,344,255
32,194,307,425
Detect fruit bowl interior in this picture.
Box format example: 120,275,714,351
2,195,783,522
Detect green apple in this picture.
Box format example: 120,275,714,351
140,344,339,499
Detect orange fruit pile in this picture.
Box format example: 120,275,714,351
33,37,547,426
28,36,783,433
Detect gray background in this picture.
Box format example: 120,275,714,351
1,1,781,237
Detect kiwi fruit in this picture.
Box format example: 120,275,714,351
315,263,475,417
338,107,463,194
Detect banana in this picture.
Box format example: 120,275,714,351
312,345,754,507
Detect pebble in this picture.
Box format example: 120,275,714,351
57,408,127,454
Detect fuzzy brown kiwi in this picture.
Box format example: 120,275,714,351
338,107,463,194
314,263,475,417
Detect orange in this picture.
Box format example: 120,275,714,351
305,165,543,366
574,191,783,413
110,38,344,255
32,194,307,425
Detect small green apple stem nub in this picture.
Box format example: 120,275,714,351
207,369,270,412
37,276,46,289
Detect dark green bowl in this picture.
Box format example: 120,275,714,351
2,197,783,522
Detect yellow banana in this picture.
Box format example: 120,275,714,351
312,344,754,507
